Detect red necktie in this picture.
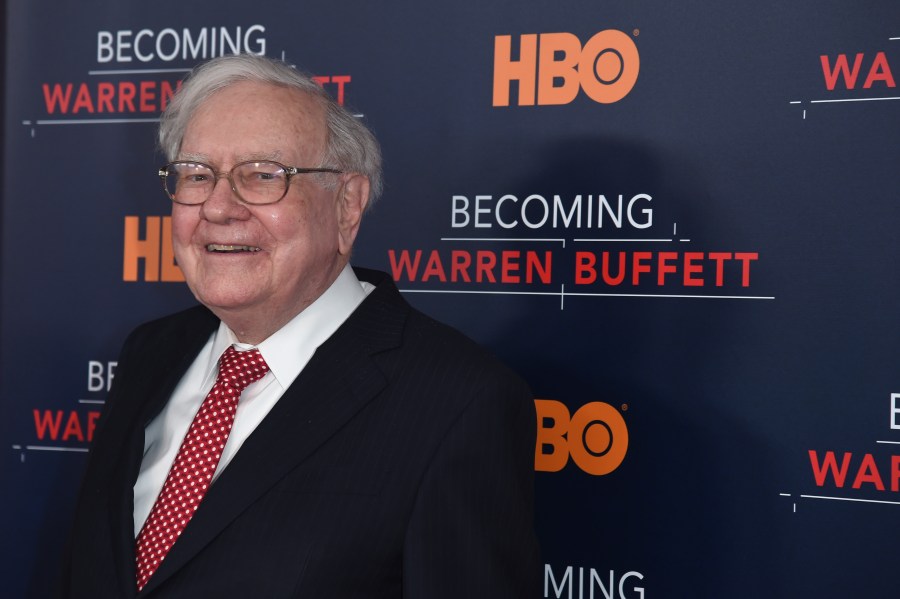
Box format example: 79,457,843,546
135,346,269,591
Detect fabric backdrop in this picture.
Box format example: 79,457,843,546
2,1,900,596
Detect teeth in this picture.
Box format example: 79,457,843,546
207,244,261,253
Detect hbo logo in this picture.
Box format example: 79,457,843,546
535,400,628,475
493,30,640,106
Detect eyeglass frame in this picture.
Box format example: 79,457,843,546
158,159,344,206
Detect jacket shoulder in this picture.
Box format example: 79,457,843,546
123,305,217,352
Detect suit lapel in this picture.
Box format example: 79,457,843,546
139,273,408,594
106,307,219,596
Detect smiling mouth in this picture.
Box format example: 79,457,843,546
206,244,262,253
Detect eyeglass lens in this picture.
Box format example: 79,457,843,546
164,162,289,204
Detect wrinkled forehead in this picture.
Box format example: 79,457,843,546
184,80,328,162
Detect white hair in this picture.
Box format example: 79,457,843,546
158,54,383,204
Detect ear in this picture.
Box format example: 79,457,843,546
336,174,371,256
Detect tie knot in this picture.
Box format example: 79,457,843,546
216,346,270,392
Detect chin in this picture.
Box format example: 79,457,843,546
192,286,264,313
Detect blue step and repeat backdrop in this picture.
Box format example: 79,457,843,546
3,0,900,597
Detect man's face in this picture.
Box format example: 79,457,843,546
171,81,357,341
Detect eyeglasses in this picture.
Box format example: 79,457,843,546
158,160,343,205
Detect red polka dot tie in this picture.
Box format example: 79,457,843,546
135,346,269,591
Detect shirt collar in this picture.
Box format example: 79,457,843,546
201,264,373,391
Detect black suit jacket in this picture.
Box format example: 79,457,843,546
64,268,540,598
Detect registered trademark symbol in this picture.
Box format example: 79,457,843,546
633,29,640,37
621,403,628,411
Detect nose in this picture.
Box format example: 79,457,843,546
199,175,251,223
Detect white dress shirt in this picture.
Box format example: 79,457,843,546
132,265,374,537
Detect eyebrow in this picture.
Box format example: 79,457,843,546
176,151,285,165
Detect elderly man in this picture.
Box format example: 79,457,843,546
63,55,539,598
